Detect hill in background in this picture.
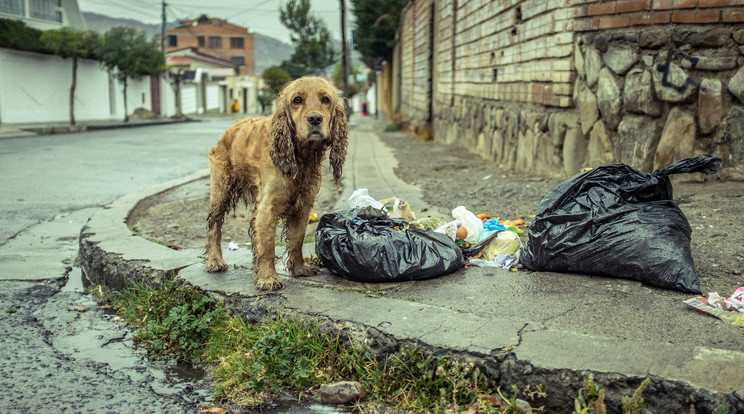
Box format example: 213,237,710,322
82,12,293,75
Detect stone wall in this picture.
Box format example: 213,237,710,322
392,0,744,179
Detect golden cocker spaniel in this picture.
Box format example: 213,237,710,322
205,76,347,290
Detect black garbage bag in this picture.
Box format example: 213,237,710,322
521,156,721,294
315,207,466,282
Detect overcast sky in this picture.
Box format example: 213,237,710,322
76,0,349,44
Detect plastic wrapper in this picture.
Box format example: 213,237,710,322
315,207,465,283
452,206,483,243
521,156,721,294
348,188,384,210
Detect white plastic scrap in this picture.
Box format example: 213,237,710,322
228,242,240,251
348,188,384,210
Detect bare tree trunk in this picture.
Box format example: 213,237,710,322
70,56,77,126
123,78,129,122
175,80,182,118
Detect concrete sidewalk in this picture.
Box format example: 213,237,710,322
78,115,744,412
0,117,196,139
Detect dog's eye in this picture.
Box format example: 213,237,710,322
293,96,303,104
321,96,330,104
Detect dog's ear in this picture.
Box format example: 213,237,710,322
329,99,348,181
270,93,298,178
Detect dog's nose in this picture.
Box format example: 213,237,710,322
307,112,323,126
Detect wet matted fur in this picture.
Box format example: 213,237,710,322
205,76,347,290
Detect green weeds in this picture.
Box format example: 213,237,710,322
92,279,730,413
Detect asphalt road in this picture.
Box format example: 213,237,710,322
0,118,236,413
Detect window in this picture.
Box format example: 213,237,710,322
231,57,245,66
207,36,222,48
198,36,205,47
167,35,177,47
29,0,60,22
0,0,25,16
230,37,244,49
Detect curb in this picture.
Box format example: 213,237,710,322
77,170,744,412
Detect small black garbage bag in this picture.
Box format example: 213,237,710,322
521,156,721,294
315,207,466,282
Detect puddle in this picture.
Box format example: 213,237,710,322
61,266,88,293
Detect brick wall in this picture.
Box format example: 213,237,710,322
391,0,744,179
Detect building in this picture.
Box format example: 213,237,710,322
382,0,744,180
166,15,255,75
0,0,86,30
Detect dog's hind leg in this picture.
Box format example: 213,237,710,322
285,205,319,278
205,148,230,273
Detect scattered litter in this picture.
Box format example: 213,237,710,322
521,156,721,293
348,188,384,210
684,286,744,327
470,255,516,269
410,217,447,231
228,242,240,250
380,197,416,221
452,206,483,243
433,220,460,241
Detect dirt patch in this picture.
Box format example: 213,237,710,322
127,125,744,296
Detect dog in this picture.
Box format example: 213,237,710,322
205,76,347,290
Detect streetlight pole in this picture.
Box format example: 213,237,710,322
340,0,350,117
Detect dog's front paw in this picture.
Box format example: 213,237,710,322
290,263,320,278
254,273,285,291
206,257,228,273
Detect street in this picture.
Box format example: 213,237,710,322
0,119,234,413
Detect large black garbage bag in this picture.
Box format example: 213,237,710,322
521,156,721,294
315,207,465,282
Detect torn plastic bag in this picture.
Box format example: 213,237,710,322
521,156,721,294
315,207,466,282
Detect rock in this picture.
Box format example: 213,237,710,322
654,107,696,170
641,55,653,67
698,78,724,134
680,55,738,71
516,128,537,171
624,68,661,117
585,46,602,88
603,44,639,75
319,381,365,405
652,59,698,103
577,84,599,135
616,114,660,171
537,111,550,133
563,127,588,176
575,41,585,79
734,29,744,44
586,120,615,167
597,68,622,130
639,30,667,49
476,132,491,156
728,67,744,104
593,34,610,53
687,28,730,48
713,107,744,172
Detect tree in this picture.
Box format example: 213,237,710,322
0,18,52,54
98,27,164,122
41,28,99,126
262,66,292,96
164,67,187,118
259,66,292,114
279,0,337,77
330,60,363,98
350,0,405,70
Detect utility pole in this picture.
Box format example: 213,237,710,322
340,0,349,116
161,0,167,66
